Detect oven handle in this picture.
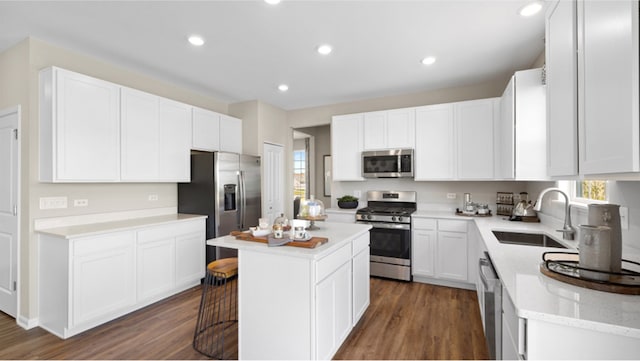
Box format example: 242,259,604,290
357,221,410,230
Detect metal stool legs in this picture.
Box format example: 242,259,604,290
193,258,238,359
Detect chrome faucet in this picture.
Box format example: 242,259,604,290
533,188,575,240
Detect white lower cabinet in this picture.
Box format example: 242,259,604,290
71,232,136,327
412,217,472,288
136,237,176,302
352,233,370,325
38,217,205,339
325,209,357,224
238,230,369,360
316,261,352,360
502,291,522,360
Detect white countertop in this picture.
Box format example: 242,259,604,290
325,207,360,214
207,221,371,261
471,216,640,338
36,213,207,239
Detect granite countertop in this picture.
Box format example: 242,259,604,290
207,221,371,261
36,213,207,239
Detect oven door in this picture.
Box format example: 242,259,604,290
363,222,412,281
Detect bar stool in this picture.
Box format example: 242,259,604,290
193,257,238,359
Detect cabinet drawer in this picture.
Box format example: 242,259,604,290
412,218,437,230
438,219,467,233
137,219,203,243
316,244,351,283
73,231,135,256
352,233,369,255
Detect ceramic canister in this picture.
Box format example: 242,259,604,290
588,204,622,273
578,225,611,281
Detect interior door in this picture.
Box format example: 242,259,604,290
263,142,284,224
0,106,19,318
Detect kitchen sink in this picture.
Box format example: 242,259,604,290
492,231,568,249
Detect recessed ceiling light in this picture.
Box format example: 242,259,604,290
278,84,289,92
519,1,542,17
317,44,333,55
188,35,205,46
421,56,436,66
265,0,281,4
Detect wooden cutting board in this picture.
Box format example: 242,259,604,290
230,231,328,249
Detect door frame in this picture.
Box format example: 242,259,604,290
0,105,21,322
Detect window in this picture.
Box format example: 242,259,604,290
293,150,307,198
575,180,607,202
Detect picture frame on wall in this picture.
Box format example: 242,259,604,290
324,155,332,197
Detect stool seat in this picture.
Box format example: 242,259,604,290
207,258,238,279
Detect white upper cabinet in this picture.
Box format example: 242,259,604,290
363,111,387,150
120,88,191,182
39,67,121,182
415,104,456,180
158,98,191,181
332,114,364,181
497,68,547,180
121,87,160,181
192,107,220,152
39,67,245,183
363,108,415,150
456,98,498,180
546,0,639,177
546,0,579,177
219,114,243,154
578,0,639,174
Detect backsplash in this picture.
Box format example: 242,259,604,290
333,179,640,252
331,179,543,214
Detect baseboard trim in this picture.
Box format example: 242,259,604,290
17,315,38,330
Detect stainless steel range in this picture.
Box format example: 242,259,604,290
356,191,416,281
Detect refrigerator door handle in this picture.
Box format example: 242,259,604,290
238,170,246,229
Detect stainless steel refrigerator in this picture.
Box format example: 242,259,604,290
178,151,261,262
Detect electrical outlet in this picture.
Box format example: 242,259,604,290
39,196,68,210
353,190,361,198
148,194,159,201
447,193,457,199
73,199,89,207
620,206,629,230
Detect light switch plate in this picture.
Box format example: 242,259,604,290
447,193,457,199
40,196,68,210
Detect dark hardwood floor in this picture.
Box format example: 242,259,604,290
334,278,489,360
0,278,488,360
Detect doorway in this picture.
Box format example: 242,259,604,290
0,106,20,318
292,125,331,209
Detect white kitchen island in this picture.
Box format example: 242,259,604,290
207,222,371,360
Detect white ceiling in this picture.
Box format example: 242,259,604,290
0,0,547,110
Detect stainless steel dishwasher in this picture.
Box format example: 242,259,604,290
478,251,502,360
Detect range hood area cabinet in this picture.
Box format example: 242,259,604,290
495,68,547,181
362,108,416,150
546,0,640,177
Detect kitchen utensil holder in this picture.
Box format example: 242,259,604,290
193,258,239,359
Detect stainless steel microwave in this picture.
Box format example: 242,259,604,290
362,149,414,178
